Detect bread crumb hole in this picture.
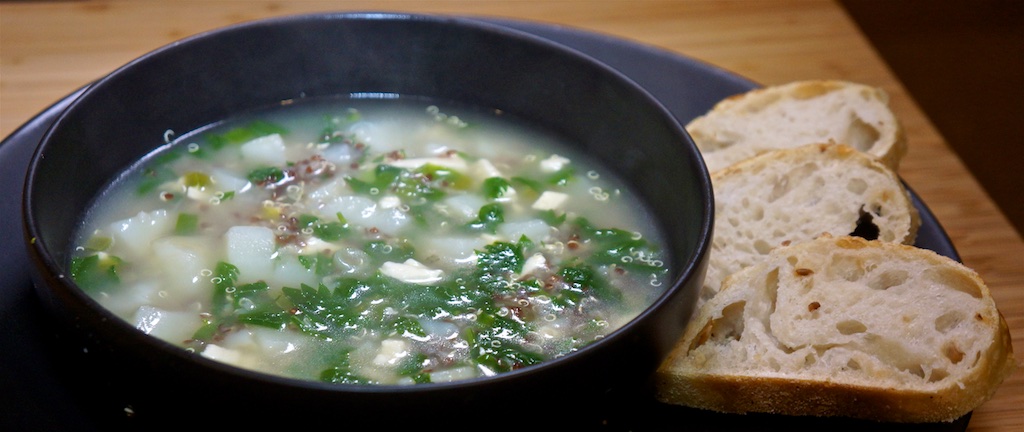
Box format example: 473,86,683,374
804,353,816,366
849,208,880,241
845,359,861,371
703,301,747,347
832,255,866,281
795,268,814,276
868,269,908,290
753,239,773,255
687,320,714,353
934,311,963,333
843,115,881,152
846,177,868,194
924,267,982,299
943,343,965,364
929,368,949,383
808,301,821,312
836,320,867,335
907,364,926,379
767,176,791,202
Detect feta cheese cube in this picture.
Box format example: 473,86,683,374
520,253,548,277
531,191,569,211
470,159,503,179
373,338,409,366
380,259,444,285
540,154,570,172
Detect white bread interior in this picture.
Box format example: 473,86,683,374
656,235,1016,423
687,80,907,173
700,143,920,306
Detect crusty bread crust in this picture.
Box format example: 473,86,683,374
656,236,1016,423
699,143,920,306
687,80,908,173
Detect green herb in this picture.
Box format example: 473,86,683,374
297,251,335,277
320,349,374,385
83,235,113,252
210,261,240,317
174,213,199,235
247,166,286,184
69,254,122,292
182,171,211,188
574,217,667,275
537,209,567,226
282,283,364,339
396,353,432,383
313,221,348,242
547,166,575,186
475,241,524,294
362,240,415,264
510,176,544,193
482,177,512,199
466,312,543,373
417,163,470,190
465,203,504,234
207,120,288,150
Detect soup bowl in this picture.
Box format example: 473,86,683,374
23,12,711,429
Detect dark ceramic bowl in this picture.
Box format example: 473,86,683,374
23,12,711,429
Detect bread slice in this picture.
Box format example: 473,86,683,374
655,235,1016,423
687,80,907,173
699,143,920,306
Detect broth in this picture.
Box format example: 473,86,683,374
70,97,669,384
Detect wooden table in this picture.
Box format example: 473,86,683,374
2,1,1020,430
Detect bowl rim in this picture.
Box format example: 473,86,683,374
23,10,714,394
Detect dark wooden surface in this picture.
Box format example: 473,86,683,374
841,0,1024,236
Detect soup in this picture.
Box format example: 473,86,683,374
70,97,669,384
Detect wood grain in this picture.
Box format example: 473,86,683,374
2,1,1020,430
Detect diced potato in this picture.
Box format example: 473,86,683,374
320,142,359,164
240,133,286,166
201,344,245,365
134,304,203,344
333,247,374,278
224,226,276,283
421,236,488,268
209,168,250,194
152,236,214,300
321,195,410,235
249,327,307,356
442,194,486,224
499,219,553,243
308,178,345,203
94,280,162,318
108,209,174,256
430,366,478,383
269,255,318,291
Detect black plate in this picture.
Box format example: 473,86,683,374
0,18,965,431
